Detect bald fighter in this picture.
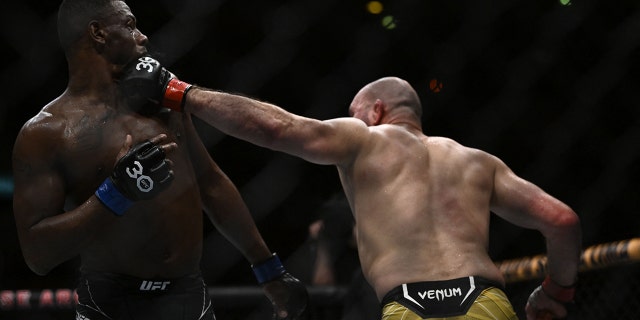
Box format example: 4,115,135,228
123,56,582,319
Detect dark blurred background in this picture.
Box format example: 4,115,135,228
1,0,639,318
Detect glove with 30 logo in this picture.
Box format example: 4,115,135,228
120,55,192,112
95,140,174,216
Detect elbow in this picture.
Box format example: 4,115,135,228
556,207,580,230
544,206,581,239
21,247,54,276
30,267,52,277
24,256,54,276
17,233,55,276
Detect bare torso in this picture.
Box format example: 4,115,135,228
34,94,204,278
337,124,505,300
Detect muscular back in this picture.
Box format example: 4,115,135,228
13,93,205,278
338,124,504,300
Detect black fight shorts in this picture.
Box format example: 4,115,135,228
75,271,215,320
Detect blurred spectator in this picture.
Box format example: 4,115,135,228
308,191,379,320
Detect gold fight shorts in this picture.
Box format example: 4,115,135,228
381,276,519,319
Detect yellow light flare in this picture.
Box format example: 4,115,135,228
367,1,383,15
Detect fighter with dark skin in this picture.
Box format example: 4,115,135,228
12,0,307,319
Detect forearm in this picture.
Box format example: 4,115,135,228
543,210,582,286
17,196,116,275
185,87,298,151
202,180,272,264
184,87,350,166
211,213,272,265
524,209,580,318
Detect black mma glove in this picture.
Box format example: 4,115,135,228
120,55,192,112
252,253,309,319
95,140,174,216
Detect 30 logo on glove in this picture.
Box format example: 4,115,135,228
125,160,154,193
135,56,160,74
95,140,174,215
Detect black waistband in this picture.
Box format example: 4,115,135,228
78,270,205,294
381,276,504,318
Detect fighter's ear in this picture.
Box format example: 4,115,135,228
372,99,385,125
89,20,106,49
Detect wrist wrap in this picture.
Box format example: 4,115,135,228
251,253,286,284
95,178,133,216
541,275,576,303
163,78,192,111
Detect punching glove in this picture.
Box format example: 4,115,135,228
95,140,174,216
120,55,192,112
252,253,309,319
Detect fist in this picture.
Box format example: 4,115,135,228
525,285,571,320
262,273,309,320
120,55,192,112
120,55,173,107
